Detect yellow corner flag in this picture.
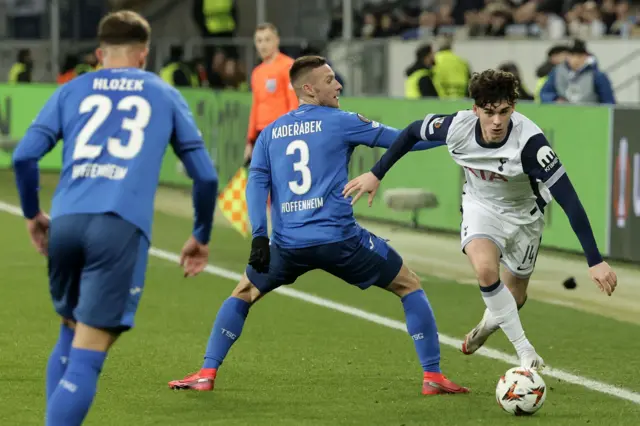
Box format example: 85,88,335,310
218,167,250,238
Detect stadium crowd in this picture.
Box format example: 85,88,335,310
328,0,640,40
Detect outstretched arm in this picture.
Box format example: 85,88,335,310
371,113,455,180
521,134,617,295
343,112,445,153
343,113,455,206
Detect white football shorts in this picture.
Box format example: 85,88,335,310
460,197,545,278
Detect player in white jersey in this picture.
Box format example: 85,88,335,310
344,69,618,370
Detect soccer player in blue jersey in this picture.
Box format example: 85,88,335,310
168,55,469,396
12,11,218,426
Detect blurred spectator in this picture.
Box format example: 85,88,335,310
191,57,210,87
565,2,607,38
486,10,511,37
431,39,471,99
57,54,79,85
193,0,238,68
209,49,227,89
405,44,438,99
402,11,438,39
76,51,99,76
498,62,534,100
8,49,33,84
160,45,198,88
540,39,615,105
361,12,378,38
437,2,457,35
610,1,636,37
535,6,567,39
600,0,618,31
221,57,248,91
378,13,396,37
534,44,570,102
582,1,607,37
452,0,483,25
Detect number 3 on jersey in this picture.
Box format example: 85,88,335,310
74,94,151,160
286,139,311,195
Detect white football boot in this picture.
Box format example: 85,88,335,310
461,318,497,355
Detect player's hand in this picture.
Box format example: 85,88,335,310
342,172,380,207
26,212,50,256
180,236,209,278
248,236,270,273
589,261,617,296
243,143,254,164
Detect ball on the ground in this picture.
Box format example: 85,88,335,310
496,367,547,416
563,276,577,290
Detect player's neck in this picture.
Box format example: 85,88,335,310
263,51,279,64
298,98,320,107
102,60,139,69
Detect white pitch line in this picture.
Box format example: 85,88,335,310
1,200,639,405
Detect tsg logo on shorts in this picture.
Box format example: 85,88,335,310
536,146,558,172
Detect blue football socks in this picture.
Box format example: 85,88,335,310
401,289,441,373
46,347,107,426
46,324,74,401
202,297,251,370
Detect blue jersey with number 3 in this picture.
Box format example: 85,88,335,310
29,68,203,240
250,104,399,248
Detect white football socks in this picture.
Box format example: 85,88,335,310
480,281,533,356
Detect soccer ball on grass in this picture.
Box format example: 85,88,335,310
495,367,547,416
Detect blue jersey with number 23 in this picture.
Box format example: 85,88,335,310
28,67,205,240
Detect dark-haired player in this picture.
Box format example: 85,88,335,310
12,10,218,425
344,69,617,371
168,56,469,396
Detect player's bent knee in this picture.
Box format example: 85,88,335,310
476,269,500,287
72,322,119,352
231,273,264,305
465,239,500,286
386,264,422,298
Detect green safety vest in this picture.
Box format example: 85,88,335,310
203,0,236,34
405,68,431,99
8,63,26,84
432,51,469,99
160,63,198,87
75,64,95,76
534,76,548,103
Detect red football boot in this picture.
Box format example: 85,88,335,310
168,368,217,391
422,372,470,395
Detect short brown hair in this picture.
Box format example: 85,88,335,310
255,22,278,36
98,11,151,46
290,55,327,85
468,69,519,108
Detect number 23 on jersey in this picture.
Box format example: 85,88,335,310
74,94,151,161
